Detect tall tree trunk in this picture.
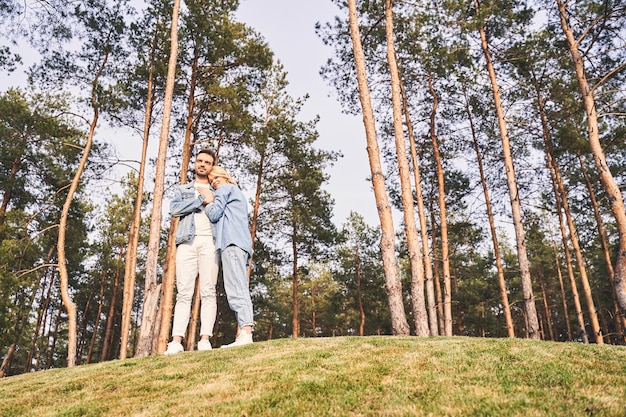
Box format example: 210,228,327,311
291,219,300,338
431,207,445,334
539,274,555,341
157,42,199,354
346,0,409,335
578,153,626,342
101,247,123,360
550,236,573,341
474,0,540,339
87,272,106,364
44,307,62,370
119,32,157,360
24,268,54,372
356,243,366,336
311,286,317,337
463,89,515,338
551,139,602,344
553,181,589,343
137,0,181,357
57,110,97,367
556,0,626,320
427,75,452,336
401,82,437,335
531,70,603,343
385,0,428,336
248,103,272,279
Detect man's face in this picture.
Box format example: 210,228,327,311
194,153,214,177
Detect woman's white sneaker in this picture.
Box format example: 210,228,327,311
221,332,253,348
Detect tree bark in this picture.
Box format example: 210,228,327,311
291,219,300,338
556,0,626,321
346,0,409,335
550,236,573,341
137,0,181,357
474,0,540,339
426,75,452,336
385,0,428,336
401,81,437,335
463,89,515,338
578,153,626,341
553,177,589,343
119,30,157,360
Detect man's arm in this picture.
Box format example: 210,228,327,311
170,184,204,217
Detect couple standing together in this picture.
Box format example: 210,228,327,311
164,149,254,354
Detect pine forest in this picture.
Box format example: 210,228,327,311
0,0,625,376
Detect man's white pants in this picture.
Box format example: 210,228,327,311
171,235,219,338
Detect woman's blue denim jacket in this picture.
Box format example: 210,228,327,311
170,182,215,246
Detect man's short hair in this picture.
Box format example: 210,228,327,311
197,148,217,163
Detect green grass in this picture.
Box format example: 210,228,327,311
1,336,625,416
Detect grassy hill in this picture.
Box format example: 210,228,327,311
1,336,625,416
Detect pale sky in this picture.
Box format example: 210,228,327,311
235,0,381,227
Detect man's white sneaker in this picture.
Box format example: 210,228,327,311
197,339,212,351
220,332,253,348
164,341,184,355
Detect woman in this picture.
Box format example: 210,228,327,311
205,166,254,347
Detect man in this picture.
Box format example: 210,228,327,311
164,149,219,355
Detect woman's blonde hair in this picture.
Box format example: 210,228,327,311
209,166,237,186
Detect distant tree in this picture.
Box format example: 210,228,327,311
335,212,390,336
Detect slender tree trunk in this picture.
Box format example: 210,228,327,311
248,149,265,279
531,70,603,343
158,40,201,354
356,243,366,336
552,144,602,343
101,247,123,360
44,307,62,370
137,0,181,357
431,207,445,334
556,0,626,320
553,183,589,343
578,153,626,342
474,0,540,339
401,82,437,335
88,272,106,364
346,0,409,335
550,236,573,341
463,89,515,337
426,75,452,336
248,103,272,279
77,288,95,362
311,286,317,337
24,268,54,372
57,113,97,367
292,220,300,338
539,275,555,341
119,32,158,360
385,0,428,336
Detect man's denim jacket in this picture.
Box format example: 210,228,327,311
170,182,216,246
